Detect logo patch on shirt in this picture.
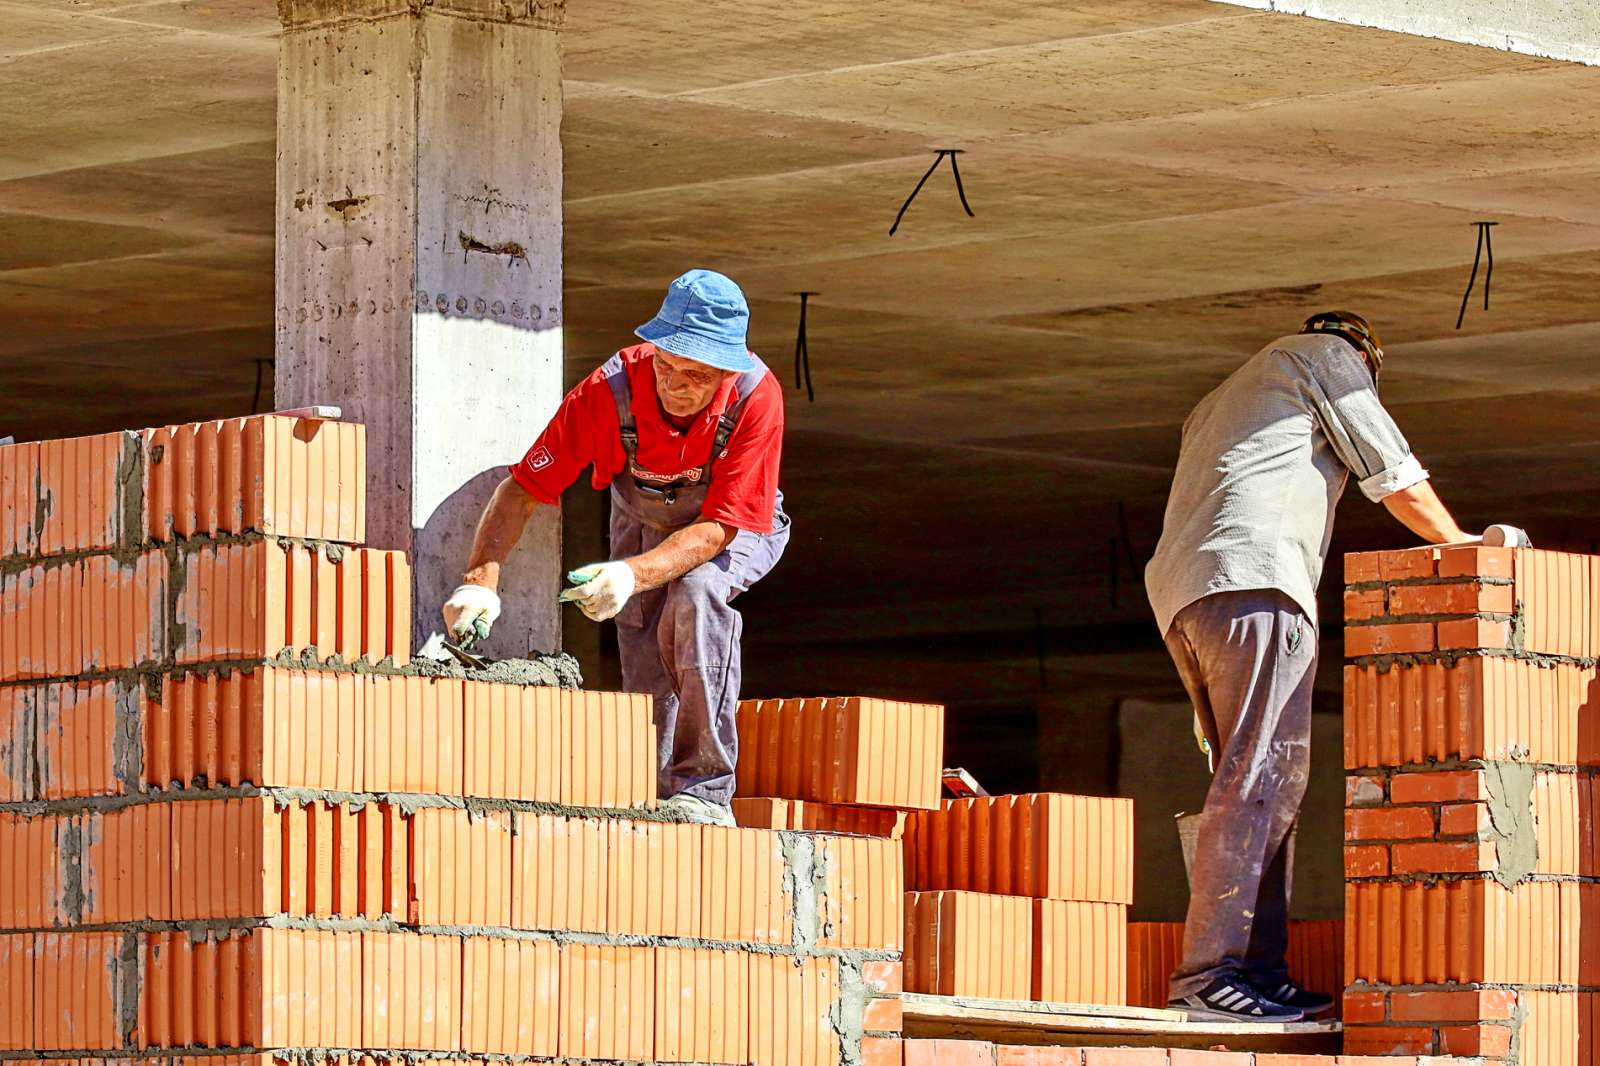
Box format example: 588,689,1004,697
528,446,554,471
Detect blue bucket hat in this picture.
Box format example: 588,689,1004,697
634,269,756,373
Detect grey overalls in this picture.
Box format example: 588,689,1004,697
602,352,791,805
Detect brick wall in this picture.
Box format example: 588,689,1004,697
0,420,917,1066
1343,544,1600,1065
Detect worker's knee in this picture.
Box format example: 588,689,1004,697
668,561,728,607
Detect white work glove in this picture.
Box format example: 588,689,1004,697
1483,524,1532,548
559,561,636,622
442,583,501,645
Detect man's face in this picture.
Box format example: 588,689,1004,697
652,348,733,417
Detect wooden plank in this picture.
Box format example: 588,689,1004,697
902,994,1343,1055
902,993,1186,1024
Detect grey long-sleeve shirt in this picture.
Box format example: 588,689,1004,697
1145,333,1426,633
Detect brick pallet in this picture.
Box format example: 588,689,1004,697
1343,544,1600,1065
0,419,909,1066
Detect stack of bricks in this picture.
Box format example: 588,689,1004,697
734,696,945,1059
0,419,912,1066
899,794,1135,1006
1343,543,1600,1064
1125,919,1345,1013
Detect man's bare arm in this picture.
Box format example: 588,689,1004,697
463,476,541,591
626,518,736,592
1382,480,1470,544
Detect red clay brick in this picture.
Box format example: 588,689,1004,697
1345,621,1433,657
513,813,608,934
700,825,791,944
653,946,749,1065
0,552,167,682
1438,545,1514,580
864,1037,906,1066
1390,770,1485,804
1344,845,1389,878
1344,587,1386,621
1437,617,1511,651
173,540,411,668
906,793,1134,904
1033,898,1126,1006
906,1040,998,1066
0,935,33,1050
144,415,366,544
1438,1023,1512,1056
361,930,460,1051
1168,1052,1252,1066
1345,552,1382,584
1388,580,1514,617
819,833,904,950
904,891,1030,1000
736,696,945,809
33,931,124,1050
1342,1025,1434,1056
1081,1051,1166,1066
1438,802,1487,836
462,936,559,1056
1391,840,1495,874
863,959,905,994
863,995,905,1032
462,681,563,803
750,954,838,1066
1345,806,1434,841
1343,990,1386,1023
1379,548,1439,581
996,1049,1080,1066
1390,988,1517,1022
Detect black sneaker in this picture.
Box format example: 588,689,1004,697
1258,978,1335,1016
1170,976,1305,1022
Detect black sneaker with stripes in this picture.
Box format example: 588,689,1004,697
1258,978,1335,1016
1169,976,1304,1022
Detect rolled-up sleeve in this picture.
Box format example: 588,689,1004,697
1302,346,1429,502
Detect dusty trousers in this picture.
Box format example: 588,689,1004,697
1162,589,1315,1000
609,500,789,806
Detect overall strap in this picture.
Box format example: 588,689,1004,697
705,360,769,476
600,353,638,456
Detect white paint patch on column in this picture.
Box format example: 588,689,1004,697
1210,0,1600,66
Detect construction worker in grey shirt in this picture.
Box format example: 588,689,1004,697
1145,311,1516,1023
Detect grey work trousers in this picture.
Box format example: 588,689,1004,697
1162,589,1315,1000
610,513,789,806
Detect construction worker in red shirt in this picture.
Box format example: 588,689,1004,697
442,270,789,826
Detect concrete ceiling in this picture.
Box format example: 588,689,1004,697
4,0,1600,789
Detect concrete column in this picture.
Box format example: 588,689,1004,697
274,0,564,657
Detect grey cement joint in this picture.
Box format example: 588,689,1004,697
1345,576,1516,591
0,1052,745,1065
0,643,583,693
1350,646,1599,671
0,785,677,821
0,912,900,960
1346,760,1600,776
1346,611,1514,627
832,956,871,1066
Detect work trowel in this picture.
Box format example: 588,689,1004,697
417,623,489,669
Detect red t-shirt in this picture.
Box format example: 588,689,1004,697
509,343,785,534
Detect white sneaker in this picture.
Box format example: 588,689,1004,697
659,793,736,827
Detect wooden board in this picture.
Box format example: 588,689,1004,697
902,994,1343,1055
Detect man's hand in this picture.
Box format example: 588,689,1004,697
443,584,502,644
560,561,637,622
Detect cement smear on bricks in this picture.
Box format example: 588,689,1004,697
403,650,582,689
833,957,871,1066
1485,761,1538,889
